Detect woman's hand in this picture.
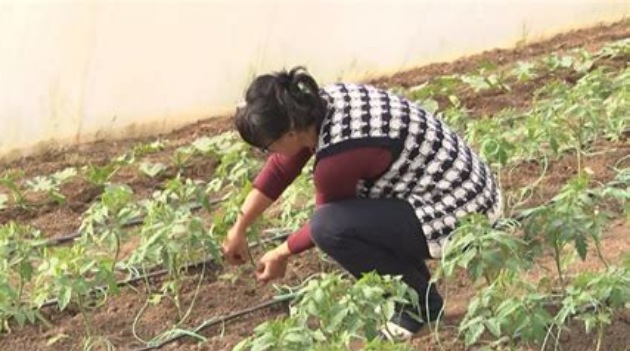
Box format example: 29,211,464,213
221,227,249,265
256,242,291,284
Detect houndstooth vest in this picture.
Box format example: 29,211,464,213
315,83,503,258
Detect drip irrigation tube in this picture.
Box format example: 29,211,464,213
131,293,298,351
38,230,291,310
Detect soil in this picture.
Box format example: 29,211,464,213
0,19,629,351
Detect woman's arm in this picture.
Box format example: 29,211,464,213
222,147,312,264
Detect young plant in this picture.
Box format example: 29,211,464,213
132,140,165,158
82,162,119,186
127,195,221,320
552,266,630,351
522,174,609,286
438,95,470,134
35,244,117,343
234,272,419,351
0,170,27,209
459,275,554,347
510,61,538,82
460,68,510,93
172,146,195,174
79,184,141,270
438,215,526,286
595,38,630,60
25,167,77,205
0,223,49,331
159,176,209,208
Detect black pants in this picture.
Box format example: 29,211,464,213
310,198,443,331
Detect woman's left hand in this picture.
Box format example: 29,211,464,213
256,242,291,284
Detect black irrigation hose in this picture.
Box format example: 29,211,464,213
38,230,291,310
131,293,298,351
46,198,224,246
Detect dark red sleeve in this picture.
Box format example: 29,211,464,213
287,146,392,254
253,148,312,200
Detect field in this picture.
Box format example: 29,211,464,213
0,20,629,351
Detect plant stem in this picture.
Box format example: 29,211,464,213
593,239,609,269
77,294,94,338
553,239,565,287
112,229,121,273
177,256,207,326
595,323,604,351
17,278,24,305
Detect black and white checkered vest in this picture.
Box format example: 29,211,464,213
315,83,503,258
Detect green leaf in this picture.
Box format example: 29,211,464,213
52,167,77,182
139,162,167,178
465,321,485,345
574,235,588,261
58,286,72,311
284,331,307,344
485,318,501,337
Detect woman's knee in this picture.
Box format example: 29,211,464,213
310,203,351,249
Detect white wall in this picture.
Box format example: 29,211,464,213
0,0,628,159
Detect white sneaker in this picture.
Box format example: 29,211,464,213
378,321,415,342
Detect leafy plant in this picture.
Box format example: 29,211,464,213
172,146,195,174
522,174,610,285
127,194,221,319
83,162,119,186
596,38,630,59
234,272,418,351
0,170,27,209
79,184,141,270
459,276,554,347
132,140,165,157
439,215,526,285
552,266,630,351
461,71,510,93
35,244,117,342
438,95,470,134
25,167,77,204
510,61,538,82
0,223,49,331
404,75,460,102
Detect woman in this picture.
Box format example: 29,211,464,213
222,66,502,341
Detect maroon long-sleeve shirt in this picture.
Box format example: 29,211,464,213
253,146,393,254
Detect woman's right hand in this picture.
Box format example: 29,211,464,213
221,227,249,265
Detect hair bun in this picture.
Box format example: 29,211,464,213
275,72,292,88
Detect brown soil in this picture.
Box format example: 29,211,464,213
0,19,629,351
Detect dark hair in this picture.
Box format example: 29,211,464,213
235,66,326,149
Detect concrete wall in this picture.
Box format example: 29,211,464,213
0,0,628,159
